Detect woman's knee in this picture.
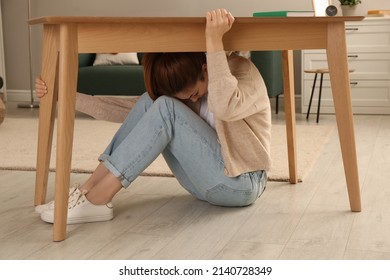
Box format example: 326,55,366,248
152,95,189,116
138,92,154,108
153,95,176,107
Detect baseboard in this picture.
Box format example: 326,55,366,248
4,90,38,103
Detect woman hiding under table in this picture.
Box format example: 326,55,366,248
34,8,271,224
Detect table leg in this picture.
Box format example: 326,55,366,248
282,50,298,184
53,24,78,241
326,23,361,212
35,25,59,206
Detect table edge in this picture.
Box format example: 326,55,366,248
29,16,365,25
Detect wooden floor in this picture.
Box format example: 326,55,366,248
1,101,390,260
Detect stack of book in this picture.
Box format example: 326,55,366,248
253,10,315,17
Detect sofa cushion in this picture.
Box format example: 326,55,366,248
93,53,139,66
77,65,146,96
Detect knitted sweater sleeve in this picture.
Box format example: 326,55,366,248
206,51,269,121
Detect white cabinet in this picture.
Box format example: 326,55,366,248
302,18,390,115
0,2,6,100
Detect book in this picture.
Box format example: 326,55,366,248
253,10,315,17
367,10,390,16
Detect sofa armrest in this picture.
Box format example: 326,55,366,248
251,51,283,98
78,53,96,67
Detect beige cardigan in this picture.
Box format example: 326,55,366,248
206,51,272,177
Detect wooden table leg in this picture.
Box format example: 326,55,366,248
53,23,78,241
282,50,298,184
326,23,361,212
35,25,59,206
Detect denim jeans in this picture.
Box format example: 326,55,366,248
99,93,267,207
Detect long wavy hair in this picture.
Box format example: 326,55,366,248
142,52,206,100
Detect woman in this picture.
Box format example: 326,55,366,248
36,9,272,224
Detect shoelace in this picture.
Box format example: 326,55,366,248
43,184,81,210
68,187,88,210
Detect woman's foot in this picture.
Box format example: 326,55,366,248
40,188,113,224
34,185,79,214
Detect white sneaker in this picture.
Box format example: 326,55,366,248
35,186,78,214
40,188,114,224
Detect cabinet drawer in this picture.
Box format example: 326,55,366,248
346,20,390,52
302,80,390,109
303,53,390,80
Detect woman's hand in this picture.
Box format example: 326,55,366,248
35,76,48,98
205,9,235,52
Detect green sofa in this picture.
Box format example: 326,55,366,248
250,51,283,114
77,53,146,96
77,52,283,113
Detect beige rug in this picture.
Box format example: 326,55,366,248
0,117,334,182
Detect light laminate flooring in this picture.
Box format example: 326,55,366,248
1,101,390,260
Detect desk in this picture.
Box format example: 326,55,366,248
30,16,364,241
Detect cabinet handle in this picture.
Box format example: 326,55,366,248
348,55,359,58
346,27,359,31
350,82,358,85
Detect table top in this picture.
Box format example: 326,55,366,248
29,16,365,25
30,16,365,53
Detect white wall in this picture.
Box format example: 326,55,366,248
2,0,390,96
29,0,312,17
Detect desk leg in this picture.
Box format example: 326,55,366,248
326,23,361,212
53,24,78,241
35,25,59,206
282,50,298,184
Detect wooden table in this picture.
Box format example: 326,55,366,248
30,16,364,241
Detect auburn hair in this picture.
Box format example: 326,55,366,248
142,52,206,100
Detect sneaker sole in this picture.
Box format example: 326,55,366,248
40,211,114,225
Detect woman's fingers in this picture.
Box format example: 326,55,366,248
35,76,48,98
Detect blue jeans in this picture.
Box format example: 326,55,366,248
99,93,267,207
